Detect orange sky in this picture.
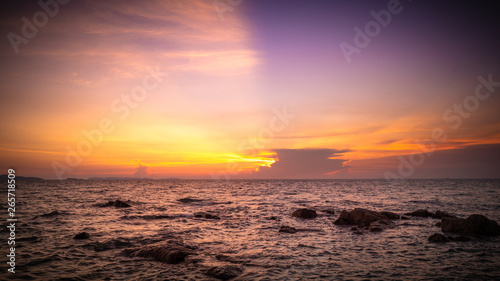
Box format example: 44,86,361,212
1,0,500,179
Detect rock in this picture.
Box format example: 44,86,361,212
404,209,433,218
432,210,456,219
73,232,90,240
204,264,243,280
380,211,400,220
435,222,442,227
279,226,298,233
40,210,61,217
101,200,131,208
322,208,335,215
441,214,500,236
88,239,134,251
122,242,194,264
291,208,317,219
369,220,393,232
428,233,449,243
178,197,204,203
194,212,220,220
400,215,410,220
265,216,278,220
334,208,393,227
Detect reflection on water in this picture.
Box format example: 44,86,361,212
1,179,500,280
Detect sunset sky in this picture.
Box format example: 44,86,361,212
1,0,499,179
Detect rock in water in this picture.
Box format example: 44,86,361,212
204,264,243,280
291,208,317,219
123,242,194,264
404,209,433,218
369,220,392,232
178,197,204,203
100,200,131,208
194,212,220,219
73,232,90,239
380,211,400,220
441,214,500,236
334,208,391,227
279,226,298,233
432,210,456,219
40,210,61,217
428,233,449,243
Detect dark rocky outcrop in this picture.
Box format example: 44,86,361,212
73,232,90,239
404,209,433,218
194,212,220,220
122,242,194,264
334,208,399,232
100,200,131,208
334,208,396,227
279,226,298,234
428,233,449,243
204,264,243,280
291,208,317,219
441,214,500,236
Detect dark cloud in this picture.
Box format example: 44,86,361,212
348,143,500,179
252,148,350,179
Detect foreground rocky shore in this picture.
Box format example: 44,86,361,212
49,198,499,280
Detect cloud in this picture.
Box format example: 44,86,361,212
251,148,350,179
134,161,150,178
346,143,500,179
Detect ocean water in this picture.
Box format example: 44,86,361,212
2,179,500,280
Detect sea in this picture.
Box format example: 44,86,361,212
1,179,500,280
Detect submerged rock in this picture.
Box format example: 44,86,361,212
428,233,449,243
279,225,298,234
40,210,61,217
73,232,90,240
448,236,472,242
428,233,472,243
291,208,317,219
404,209,433,218
100,200,131,208
322,208,335,215
122,242,194,264
369,220,392,232
178,197,204,203
86,238,134,251
204,264,243,280
194,212,220,220
441,214,500,236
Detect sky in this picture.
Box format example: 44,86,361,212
1,0,499,179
